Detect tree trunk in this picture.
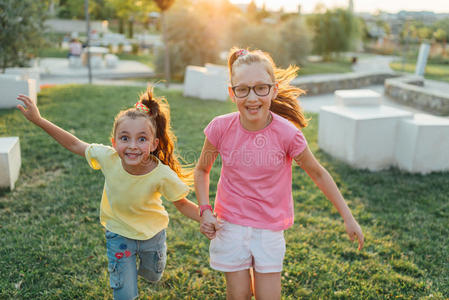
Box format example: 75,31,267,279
128,19,133,39
162,11,170,88
119,18,124,34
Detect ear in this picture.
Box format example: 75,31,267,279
111,137,116,148
151,138,159,152
272,82,279,99
228,86,235,102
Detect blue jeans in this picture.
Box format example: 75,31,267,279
105,229,167,300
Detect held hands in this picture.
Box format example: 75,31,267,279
344,218,364,250
16,94,42,124
200,210,220,240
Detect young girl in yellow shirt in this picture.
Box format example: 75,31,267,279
17,88,206,300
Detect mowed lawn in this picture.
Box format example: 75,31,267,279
0,85,448,299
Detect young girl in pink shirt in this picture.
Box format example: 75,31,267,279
194,48,364,300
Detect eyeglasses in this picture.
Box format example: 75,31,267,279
231,84,274,98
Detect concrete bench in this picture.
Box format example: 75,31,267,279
200,64,228,101
318,105,413,171
183,64,229,101
0,137,21,190
395,114,449,174
183,66,207,98
105,54,119,68
68,56,82,68
4,67,40,93
334,89,382,106
0,75,37,109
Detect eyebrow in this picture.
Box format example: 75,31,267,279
118,131,149,135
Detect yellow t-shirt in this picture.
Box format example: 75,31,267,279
85,144,189,240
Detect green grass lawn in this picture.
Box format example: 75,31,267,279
299,59,353,76
1,85,448,299
390,61,449,83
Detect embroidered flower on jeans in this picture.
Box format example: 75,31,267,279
115,252,124,259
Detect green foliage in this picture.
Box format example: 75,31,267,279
308,8,359,58
154,0,225,78
0,85,448,298
0,0,47,72
157,0,311,77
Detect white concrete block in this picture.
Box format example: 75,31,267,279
335,89,382,106
183,66,207,98
90,55,104,68
5,68,41,93
318,105,413,171
199,71,229,101
68,56,82,68
0,137,21,190
0,75,37,109
395,114,449,174
105,54,119,68
205,63,227,75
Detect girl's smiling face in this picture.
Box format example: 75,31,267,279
229,62,278,131
112,116,159,174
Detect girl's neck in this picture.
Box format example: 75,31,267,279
121,156,158,175
240,111,272,131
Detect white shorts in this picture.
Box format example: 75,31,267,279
210,219,286,273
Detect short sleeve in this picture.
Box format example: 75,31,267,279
159,169,190,202
85,144,114,170
287,130,308,158
204,117,221,150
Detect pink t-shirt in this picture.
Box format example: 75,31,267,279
204,111,307,230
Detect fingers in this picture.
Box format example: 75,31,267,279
348,230,364,250
17,94,32,104
16,104,26,113
357,232,365,251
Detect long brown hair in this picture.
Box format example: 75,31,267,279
228,47,308,128
112,87,193,184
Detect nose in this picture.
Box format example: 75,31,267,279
129,139,138,148
247,88,258,101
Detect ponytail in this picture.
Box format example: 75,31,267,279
228,47,308,129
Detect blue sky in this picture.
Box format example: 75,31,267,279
229,0,449,13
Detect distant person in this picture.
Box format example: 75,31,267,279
16,87,205,300
68,38,82,58
195,48,364,299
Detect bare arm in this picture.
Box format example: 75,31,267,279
194,138,220,239
295,147,364,250
16,94,88,156
172,198,200,222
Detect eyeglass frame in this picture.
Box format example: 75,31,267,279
231,83,275,98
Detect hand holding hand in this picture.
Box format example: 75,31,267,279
16,94,42,124
345,218,364,250
200,210,220,240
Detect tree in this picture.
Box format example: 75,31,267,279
0,0,47,72
106,0,156,37
154,0,176,87
309,8,359,59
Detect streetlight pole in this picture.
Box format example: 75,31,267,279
85,0,92,84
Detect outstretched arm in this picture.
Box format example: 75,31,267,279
173,198,200,222
16,94,88,157
194,137,220,240
294,147,364,250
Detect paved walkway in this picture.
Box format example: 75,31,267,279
351,55,397,73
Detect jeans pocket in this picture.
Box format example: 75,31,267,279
155,250,167,273
108,261,122,289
